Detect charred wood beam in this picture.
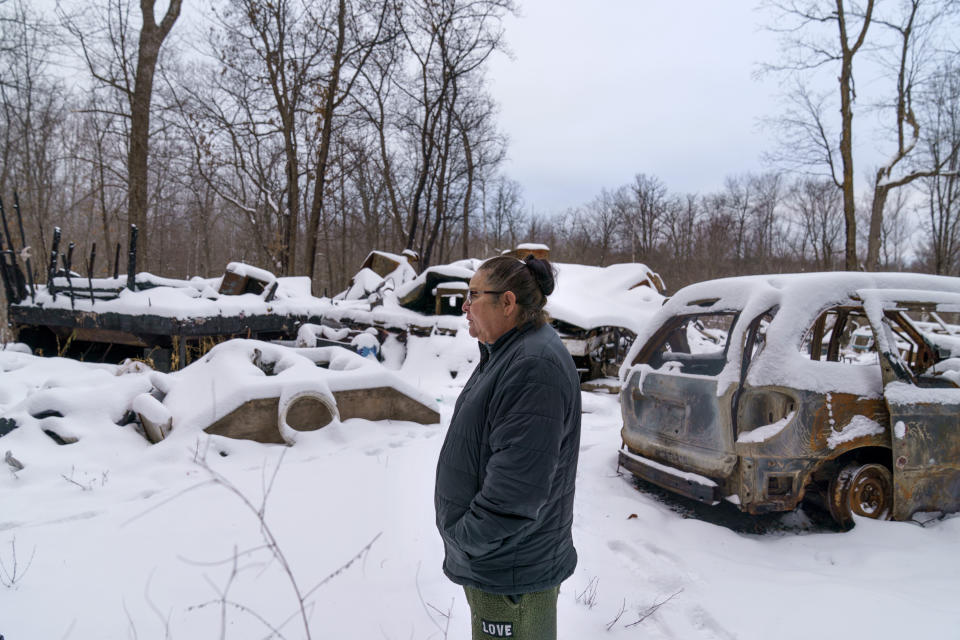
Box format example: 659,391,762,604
87,243,96,305
126,225,137,291
0,197,26,303
9,305,306,339
47,227,61,300
63,242,76,310
13,191,36,301
0,250,17,304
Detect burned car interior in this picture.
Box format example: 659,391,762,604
640,312,737,378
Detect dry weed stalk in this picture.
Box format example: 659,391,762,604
0,537,36,588
187,448,381,639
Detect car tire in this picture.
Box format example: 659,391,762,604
827,462,894,529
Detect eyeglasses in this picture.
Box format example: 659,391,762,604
465,289,505,304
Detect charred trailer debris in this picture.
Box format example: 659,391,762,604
4,229,315,371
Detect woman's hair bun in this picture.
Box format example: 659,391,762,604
524,255,555,297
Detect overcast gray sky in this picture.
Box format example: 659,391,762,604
487,1,781,214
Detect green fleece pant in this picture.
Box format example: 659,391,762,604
463,585,560,640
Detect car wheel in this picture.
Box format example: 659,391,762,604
827,462,894,529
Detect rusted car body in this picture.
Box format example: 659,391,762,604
617,272,960,527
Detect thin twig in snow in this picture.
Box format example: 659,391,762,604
301,532,383,600
121,480,218,527
122,599,139,640
188,598,288,640
624,588,683,628
415,562,453,639
178,544,272,567
575,576,599,608
196,452,314,640
0,537,36,588
60,472,90,491
606,598,626,631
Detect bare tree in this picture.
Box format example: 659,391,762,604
582,190,621,266
750,172,785,270
1,0,67,269
876,186,911,269
484,175,524,252
864,0,960,270
650,194,700,288
620,173,667,262
200,0,340,275
304,0,395,285
764,0,875,269
453,87,505,260
397,0,513,267
918,62,960,275
722,175,754,265
765,0,960,271
60,0,182,270
788,177,844,270
127,0,181,268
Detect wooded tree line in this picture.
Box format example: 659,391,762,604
0,0,959,300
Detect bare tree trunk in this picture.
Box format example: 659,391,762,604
461,125,474,259
305,0,346,286
127,0,182,271
864,0,941,270
836,0,874,270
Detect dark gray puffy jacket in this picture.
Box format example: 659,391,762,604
434,322,581,594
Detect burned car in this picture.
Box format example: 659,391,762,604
617,272,960,527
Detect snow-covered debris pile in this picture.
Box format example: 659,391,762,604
334,250,419,302
394,260,479,313
36,262,315,317
0,339,439,455
9,248,670,381
0,346,154,465
136,339,440,445
218,261,279,299
8,261,336,372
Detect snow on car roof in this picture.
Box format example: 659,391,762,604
621,271,960,397
855,288,960,310
548,262,665,334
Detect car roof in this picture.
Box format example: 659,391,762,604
621,272,960,397
665,272,960,316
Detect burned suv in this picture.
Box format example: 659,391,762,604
618,272,960,527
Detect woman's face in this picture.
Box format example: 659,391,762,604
463,270,516,343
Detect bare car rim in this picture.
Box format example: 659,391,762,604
827,463,894,527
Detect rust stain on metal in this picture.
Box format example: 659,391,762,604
809,394,889,452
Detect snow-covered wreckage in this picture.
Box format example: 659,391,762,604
3,240,664,445
617,271,960,528
6,237,665,382
2,252,443,444
7,259,306,371
328,247,667,382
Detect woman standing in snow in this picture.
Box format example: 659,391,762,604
435,255,581,640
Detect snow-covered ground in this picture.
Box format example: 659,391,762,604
1,330,959,639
